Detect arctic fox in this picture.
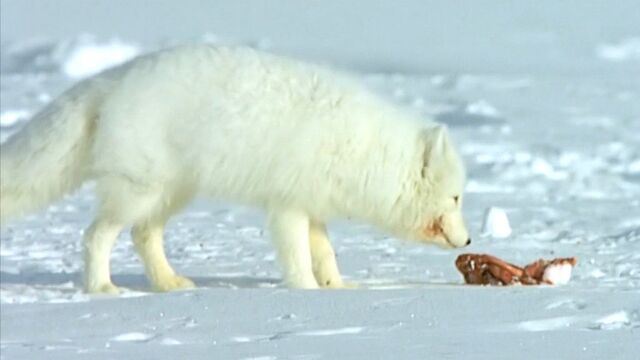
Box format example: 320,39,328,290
0,45,470,292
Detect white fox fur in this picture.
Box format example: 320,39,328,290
0,45,469,291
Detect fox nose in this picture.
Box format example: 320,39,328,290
465,238,471,246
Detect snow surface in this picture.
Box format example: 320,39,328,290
1,1,639,359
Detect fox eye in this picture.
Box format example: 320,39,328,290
453,196,460,204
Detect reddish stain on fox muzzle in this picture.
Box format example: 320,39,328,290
423,216,444,238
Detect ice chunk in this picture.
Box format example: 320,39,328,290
110,332,154,342
466,100,500,117
517,316,574,332
481,207,512,238
160,337,182,345
0,110,30,127
596,38,640,62
595,311,630,330
298,326,364,336
63,39,139,79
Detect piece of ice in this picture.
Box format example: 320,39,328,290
595,311,630,330
0,110,30,127
481,207,512,238
231,336,253,343
588,269,606,278
298,326,364,336
160,337,182,345
543,263,573,285
465,100,500,117
63,39,139,79
110,332,153,342
517,316,574,332
596,38,640,62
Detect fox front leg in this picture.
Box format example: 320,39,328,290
268,209,319,289
309,221,351,288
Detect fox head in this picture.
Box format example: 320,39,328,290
387,125,470,248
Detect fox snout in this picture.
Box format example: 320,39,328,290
423,211,471,248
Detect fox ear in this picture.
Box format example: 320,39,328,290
421,125,449,178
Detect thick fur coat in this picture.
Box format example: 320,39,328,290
0,45,469,291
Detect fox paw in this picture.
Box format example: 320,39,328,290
285,277,321,289
153,275,196,292
319,278,358,289
334,281,360,289
338,281,359,289
86,282,122,295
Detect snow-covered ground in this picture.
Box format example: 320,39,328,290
1,1,639,359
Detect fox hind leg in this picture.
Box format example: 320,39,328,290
83,219,124,294
131,221,195,292
86,176,193,293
